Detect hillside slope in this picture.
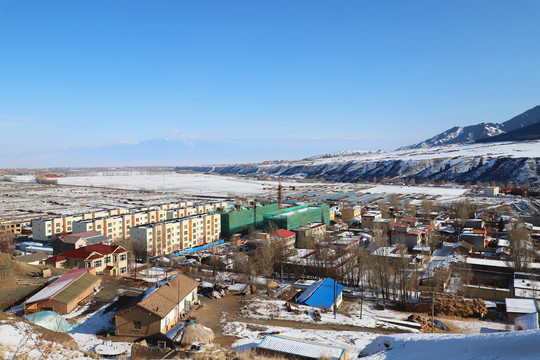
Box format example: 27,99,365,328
178,141,540,185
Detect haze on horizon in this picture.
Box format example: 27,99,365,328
1,1,539,168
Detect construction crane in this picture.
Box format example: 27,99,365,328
263,177,296,209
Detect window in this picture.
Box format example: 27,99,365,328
94,260,102,267
134,321,141,330
120,254,127,261
120,267,127,274
105,256,110,264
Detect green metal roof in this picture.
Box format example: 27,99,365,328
52,272,100,305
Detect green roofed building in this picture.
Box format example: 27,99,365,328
221,203,280,237
264,204,330,231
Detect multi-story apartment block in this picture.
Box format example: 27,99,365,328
32,201,228,242
130,213,221,257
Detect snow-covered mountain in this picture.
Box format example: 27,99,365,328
400,105,540,150
178,141,540,185
303,150,373,160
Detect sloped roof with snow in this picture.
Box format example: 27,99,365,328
296,278,344,310
257,335,346,360
25,268,98,305
505,298,539,314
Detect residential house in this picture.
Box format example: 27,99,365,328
45,244,128,276
52,230,111,255
113,274,199,336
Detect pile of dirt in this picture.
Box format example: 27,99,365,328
407,292,487,318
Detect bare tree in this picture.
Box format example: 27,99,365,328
506,220,533,273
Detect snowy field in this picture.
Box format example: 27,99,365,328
360,330,540,359
15,173,321,197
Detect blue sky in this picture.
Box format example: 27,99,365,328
1,1,539,167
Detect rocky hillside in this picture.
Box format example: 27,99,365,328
400,105,540,149
177,141,540,185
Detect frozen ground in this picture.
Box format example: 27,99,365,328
68,301,131,356
360,330,540,359
237,299,419,332
0,317,91,359
223,320,379,358
15,173,320,197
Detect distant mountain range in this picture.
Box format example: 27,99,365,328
399,105,540,149
177,141,540,185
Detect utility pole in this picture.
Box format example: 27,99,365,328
333,279,337,319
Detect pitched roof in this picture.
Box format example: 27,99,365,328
52,272,100,305
25,268,97,304
16,251,49,263
296,278,344,310
45,244,127,262
257,335,346,360
116,273,199,319
63,230,102,243
506,298,540,314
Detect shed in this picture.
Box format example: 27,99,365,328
296,278,344,311
505,298,540,323
256,335,349,360
24,268,101,314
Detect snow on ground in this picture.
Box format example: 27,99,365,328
237,299,419,332
0,320,90,359
68,301,131,356
16,173,321,197
223,321,379,358
360,330,540,360
444,318,510,333
302,141,540,164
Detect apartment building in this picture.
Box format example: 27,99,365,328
31,201,227,242
130,213,221,257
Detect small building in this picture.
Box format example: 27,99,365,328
52,230,112,255
341,206,362,222
15,251,49,265
256,335,349,360
296,277,344,311
24,268,101,315
270,229,297,249
113,273,199,336
361,211,382,228
505,298,540,323
484,186,500,197
452,241,473,255
292,223,326,248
